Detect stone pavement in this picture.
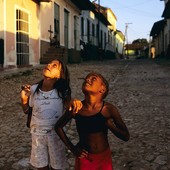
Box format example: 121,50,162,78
0,59,170,170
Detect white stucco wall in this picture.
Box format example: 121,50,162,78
115,33,124,54
0,0,4,39
105,8,117,52
80,10,108,49
107,9,117,32
4,0,40,66
40,0,80,50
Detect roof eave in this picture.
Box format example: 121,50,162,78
161,1,170,19
70,0,94,10
150,19,166,36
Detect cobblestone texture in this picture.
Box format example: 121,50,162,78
0,59,170,170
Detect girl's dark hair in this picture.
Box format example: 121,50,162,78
34,59,71,101
86,72,109,99
59,59,70,84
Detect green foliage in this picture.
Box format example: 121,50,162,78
132,39,148,44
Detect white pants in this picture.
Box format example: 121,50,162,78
30,133,68,169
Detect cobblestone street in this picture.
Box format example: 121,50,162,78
0,59,170,170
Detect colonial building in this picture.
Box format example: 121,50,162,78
79,2,124,60
0,0,41,67
39,0,83,64
115,30,124,57
79,3,110,60
96,5,118,58
0,0,124,68
150,19,166,57
162,0,170,58
0,0,84,68
150,0,170,58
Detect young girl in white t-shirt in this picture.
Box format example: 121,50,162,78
20,59,82,170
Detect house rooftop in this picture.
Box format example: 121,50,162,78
150,19,166,37
162,0,170,19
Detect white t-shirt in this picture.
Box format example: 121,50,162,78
29,84,64,135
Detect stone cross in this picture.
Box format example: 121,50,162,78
48,25,53,40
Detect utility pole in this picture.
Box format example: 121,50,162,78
122,23,132,57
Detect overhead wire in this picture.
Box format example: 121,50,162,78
110,0,162,18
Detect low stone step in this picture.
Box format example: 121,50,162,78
40,47,67,64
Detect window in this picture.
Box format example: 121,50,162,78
54,3,60,41
74,16,79,49
16,9,29,65
87,19,90,43
92,23,95,37
81,17,84,37
64,9,69,48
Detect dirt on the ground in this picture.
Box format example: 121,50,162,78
0,59,169,170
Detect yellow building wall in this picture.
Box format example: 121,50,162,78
5,0,39,66
107,9,116,32
0,0,4,38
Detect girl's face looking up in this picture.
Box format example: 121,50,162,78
43,60,62,79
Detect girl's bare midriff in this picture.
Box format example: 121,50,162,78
79,131,109,154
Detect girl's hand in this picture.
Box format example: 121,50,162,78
20,85,31,104
69,99,83,114
71,145,89,159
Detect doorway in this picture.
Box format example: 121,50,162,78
54,3,60,43
64,9,69,48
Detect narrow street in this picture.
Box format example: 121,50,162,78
0,59,169,170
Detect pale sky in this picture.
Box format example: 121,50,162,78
96,0,164,43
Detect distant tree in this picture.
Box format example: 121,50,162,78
132,39,148,44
